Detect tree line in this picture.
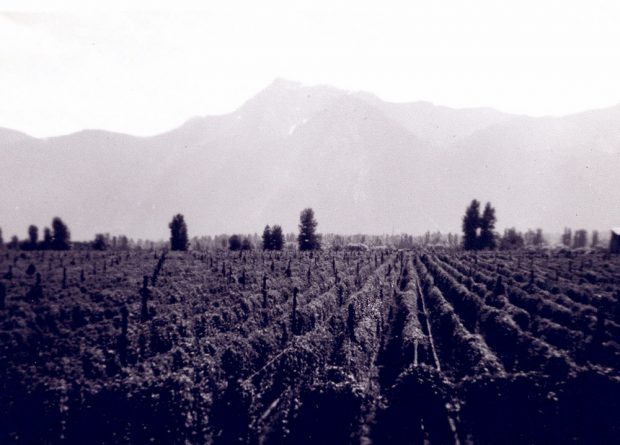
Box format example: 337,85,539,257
167,208,321,252
0,204,607,252
0,218,71,251
561,228,600,249
462,200,548,251
460,199,605,251
462,200,497,250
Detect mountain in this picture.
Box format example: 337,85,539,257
1,79,619,241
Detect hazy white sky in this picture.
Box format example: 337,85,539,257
2,0,620,137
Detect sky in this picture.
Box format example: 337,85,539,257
1,0,620,137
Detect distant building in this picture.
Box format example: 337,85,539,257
610,228,620,253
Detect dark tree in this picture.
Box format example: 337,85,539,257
0,227,3,248
262,225,272,250
500,228,524,250
298,208,321,251
262,224,285,250
561,228,572,247
8,235,19,250
28,225,39,249
169,214,189,251
479,203,497,249
591,230,599,248
462,200,481,250
51,217,71,250
573,229,587,249
41,227,52,250
524,229,544,247
229,235,242,251
92,233,108,251
271,225,284,250
241,237,253,251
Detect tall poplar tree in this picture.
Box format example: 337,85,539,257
169,214,189,251
462,200,481,251
479,202,497,249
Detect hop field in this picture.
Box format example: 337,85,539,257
1,248,619,444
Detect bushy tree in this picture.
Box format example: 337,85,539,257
8,236,19,250
93,233,108,251
591,230,599,248
0,227,3,248
298,208,321,251
462,200,481,250
241,238,253,251
524,228,545,247
462,200,499,250
263,224,284,250
229,235,242,251
271,225,284,250
169,214,189,251
28,225,38,249
41,227,52,250
479,203,497,249
331,234,345,250
51,217,71,250
499,228,524,250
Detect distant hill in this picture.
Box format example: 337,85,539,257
1,79,619,240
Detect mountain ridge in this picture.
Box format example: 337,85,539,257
7,79,620,141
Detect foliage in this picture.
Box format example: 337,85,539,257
228,234,242,251
524,229,545,247
463,200,497,251
241,237,253,251
499,228,525,250
462,200,480,250
262,225,272,250
298,208,321,251
562,228,572,247
262,225,284,251
8,235,19,249
42,227,52,250
573,229,588,249
51,217,71,250
479,203,497,250
0,248,619,444
271,225,284,250
28,225,38,248
92,234,109,251
169,214,189,251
